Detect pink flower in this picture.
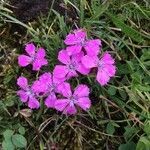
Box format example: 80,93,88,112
53,49,90,80
55,83,91,115
17,77,40,109
82,52,116,85
18,43,48,71
64,29,101,56
32,72,66,108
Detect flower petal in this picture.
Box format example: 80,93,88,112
84,39,101,56
96,69,110,86
101,52,115,65
74,29,86,40
76,97,91,111
45,93,57,108
66,45,82,56
64,33,77,45
32,47,48,70
76,63,90,75
56,81,66,93
55,99,69,111
66,70,78,79
32,80,47,93
39,72,52,83
58,49,70,64
71,51,84,62
52,76,64,85
17,76,28,90
64,29,86,45
32,72,52,93
64,104,77,115
53,65,68,79
17,90,28,102
74,84,90,98
18,55,32,67
55,99,77,115
25,43,35,56
103,64,116,77
57,82,72,98
36,48,46,58
28,97,40,109
32,58,48,71
81,55,97,69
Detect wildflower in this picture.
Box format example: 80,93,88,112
82,52,116,85
64,29,101,56
18,43,48,71
17,76,40,109
32,72,66,108
53,49,90,80
55,83,91,115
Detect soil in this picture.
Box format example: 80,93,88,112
10,0,77,22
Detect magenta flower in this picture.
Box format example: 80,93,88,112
53,49,90,80
64,29,101,56
32,72,66,108
17,76,40,109
18,43,48,71
82,52,116,85
55,83,91,115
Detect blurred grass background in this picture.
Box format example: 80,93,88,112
0,0,150,149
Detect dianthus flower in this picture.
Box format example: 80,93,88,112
17,77,40,109
18,43,48,71
64,29,101,56
82,52,116,85
55,83,91,115
32,72,67,108
53,49,90,80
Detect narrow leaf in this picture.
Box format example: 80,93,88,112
107,13,145,43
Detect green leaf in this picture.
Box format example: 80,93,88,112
136,136,150,150
118,89,127,100
140,48,150,62
2,140,15,150
3,130,14,140
124,126,138,141
108,87,117,95
136,84,150,92
3,74,14,85
144,122,150,135
119,142,136,150
90,0,111,20
4,95,16,107
106,122,115,135
52,10,67,36
117,63,130,75
18,126,25,135
107,13,145,43
111,121,120,128
12,134,27,148
127,61,135,72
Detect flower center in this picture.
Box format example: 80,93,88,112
68,61,76,71
97,61,104,69
69,96,77,106
26,89,34,97
30,54,35,62
80,39,86,46
39,83,56,97
48,83,56,93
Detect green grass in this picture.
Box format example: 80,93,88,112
0,0,150,149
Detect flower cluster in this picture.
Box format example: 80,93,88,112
17,29,116,115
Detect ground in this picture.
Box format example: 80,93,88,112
0,0,150,150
